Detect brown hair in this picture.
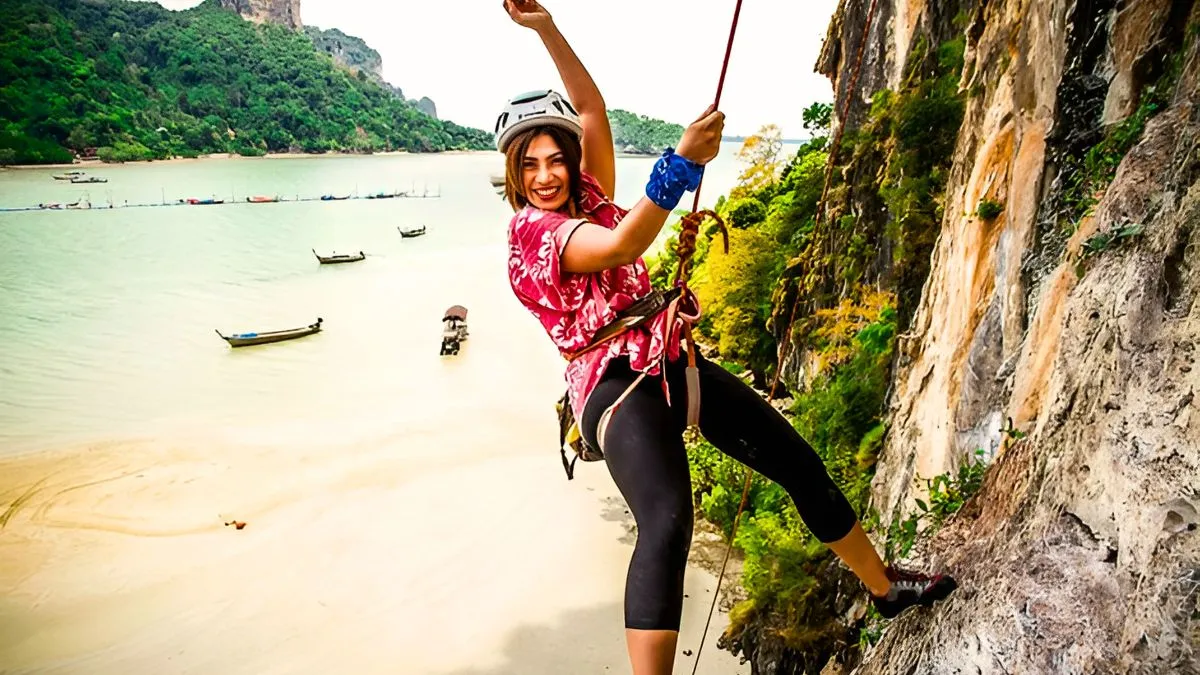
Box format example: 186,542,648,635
503,125,583,216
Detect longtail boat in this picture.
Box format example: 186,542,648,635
440,305,469,355
216,318,323,347
312,249,365,264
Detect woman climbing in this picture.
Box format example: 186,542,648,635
498,2,957,673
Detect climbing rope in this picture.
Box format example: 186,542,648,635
815,0,882,246
682,0,881,671
770,0,881,401
678,3,743,673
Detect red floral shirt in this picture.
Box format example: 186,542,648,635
507,172,694,421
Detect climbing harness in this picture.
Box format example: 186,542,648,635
556,222,724,479
582,209,727,448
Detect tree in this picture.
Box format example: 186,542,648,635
693,226,785,383
803,101,832,133
725,197,767,229
730,123,783,200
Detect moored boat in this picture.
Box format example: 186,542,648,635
216,318,323,347
440,305,469,355
312,249,366,264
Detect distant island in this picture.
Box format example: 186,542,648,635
608,109,685,156
0,0,492,165
607,110,814,156
722,135,812,144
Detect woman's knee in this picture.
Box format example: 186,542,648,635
635,497,695,563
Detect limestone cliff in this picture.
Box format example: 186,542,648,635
305,26,382,80
218,0,300,30
301,26,444,120
737,0,1200,672
415,96,437,120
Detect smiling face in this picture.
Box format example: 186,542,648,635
503,125,582,214
522,133,571,211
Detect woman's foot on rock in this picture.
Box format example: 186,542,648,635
870,566,957,618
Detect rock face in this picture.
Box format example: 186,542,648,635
746,0,1200,673
303,27,442,119
305,26,383,79
218,0,300,30
415,96,437,120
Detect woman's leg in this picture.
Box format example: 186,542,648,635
670,356,891,594
676,355,956,616
580,361,693,675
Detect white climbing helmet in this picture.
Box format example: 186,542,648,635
494,89,583,154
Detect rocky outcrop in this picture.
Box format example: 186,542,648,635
218,0,300,30
866,66,1200,675
305,26,382,79
415,96,437,120
742,0,1200,673
302,27,443,119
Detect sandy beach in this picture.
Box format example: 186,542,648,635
0,416,747,675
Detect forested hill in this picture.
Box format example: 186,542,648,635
608,109,685,155
0,0,493,165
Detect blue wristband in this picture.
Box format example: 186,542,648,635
645,148,704,211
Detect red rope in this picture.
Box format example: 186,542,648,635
685,4,745,671
689,0,745,214
814,0,881,234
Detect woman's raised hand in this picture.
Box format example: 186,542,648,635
675,105,726,166
503,0,554,32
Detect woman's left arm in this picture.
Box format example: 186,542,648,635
505,1,616,198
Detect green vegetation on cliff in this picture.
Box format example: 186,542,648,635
651,6,1197,673
0,0,492,165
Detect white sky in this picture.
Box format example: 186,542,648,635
143,0,838,138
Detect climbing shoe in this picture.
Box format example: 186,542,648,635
871,566,958,619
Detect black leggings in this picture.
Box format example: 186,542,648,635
579,353,857,631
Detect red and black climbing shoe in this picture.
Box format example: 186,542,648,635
871,566,958,619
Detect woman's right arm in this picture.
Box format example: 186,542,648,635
560,106,726,275
560,198,672,273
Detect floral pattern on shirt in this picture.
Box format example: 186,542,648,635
507,171,693,421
